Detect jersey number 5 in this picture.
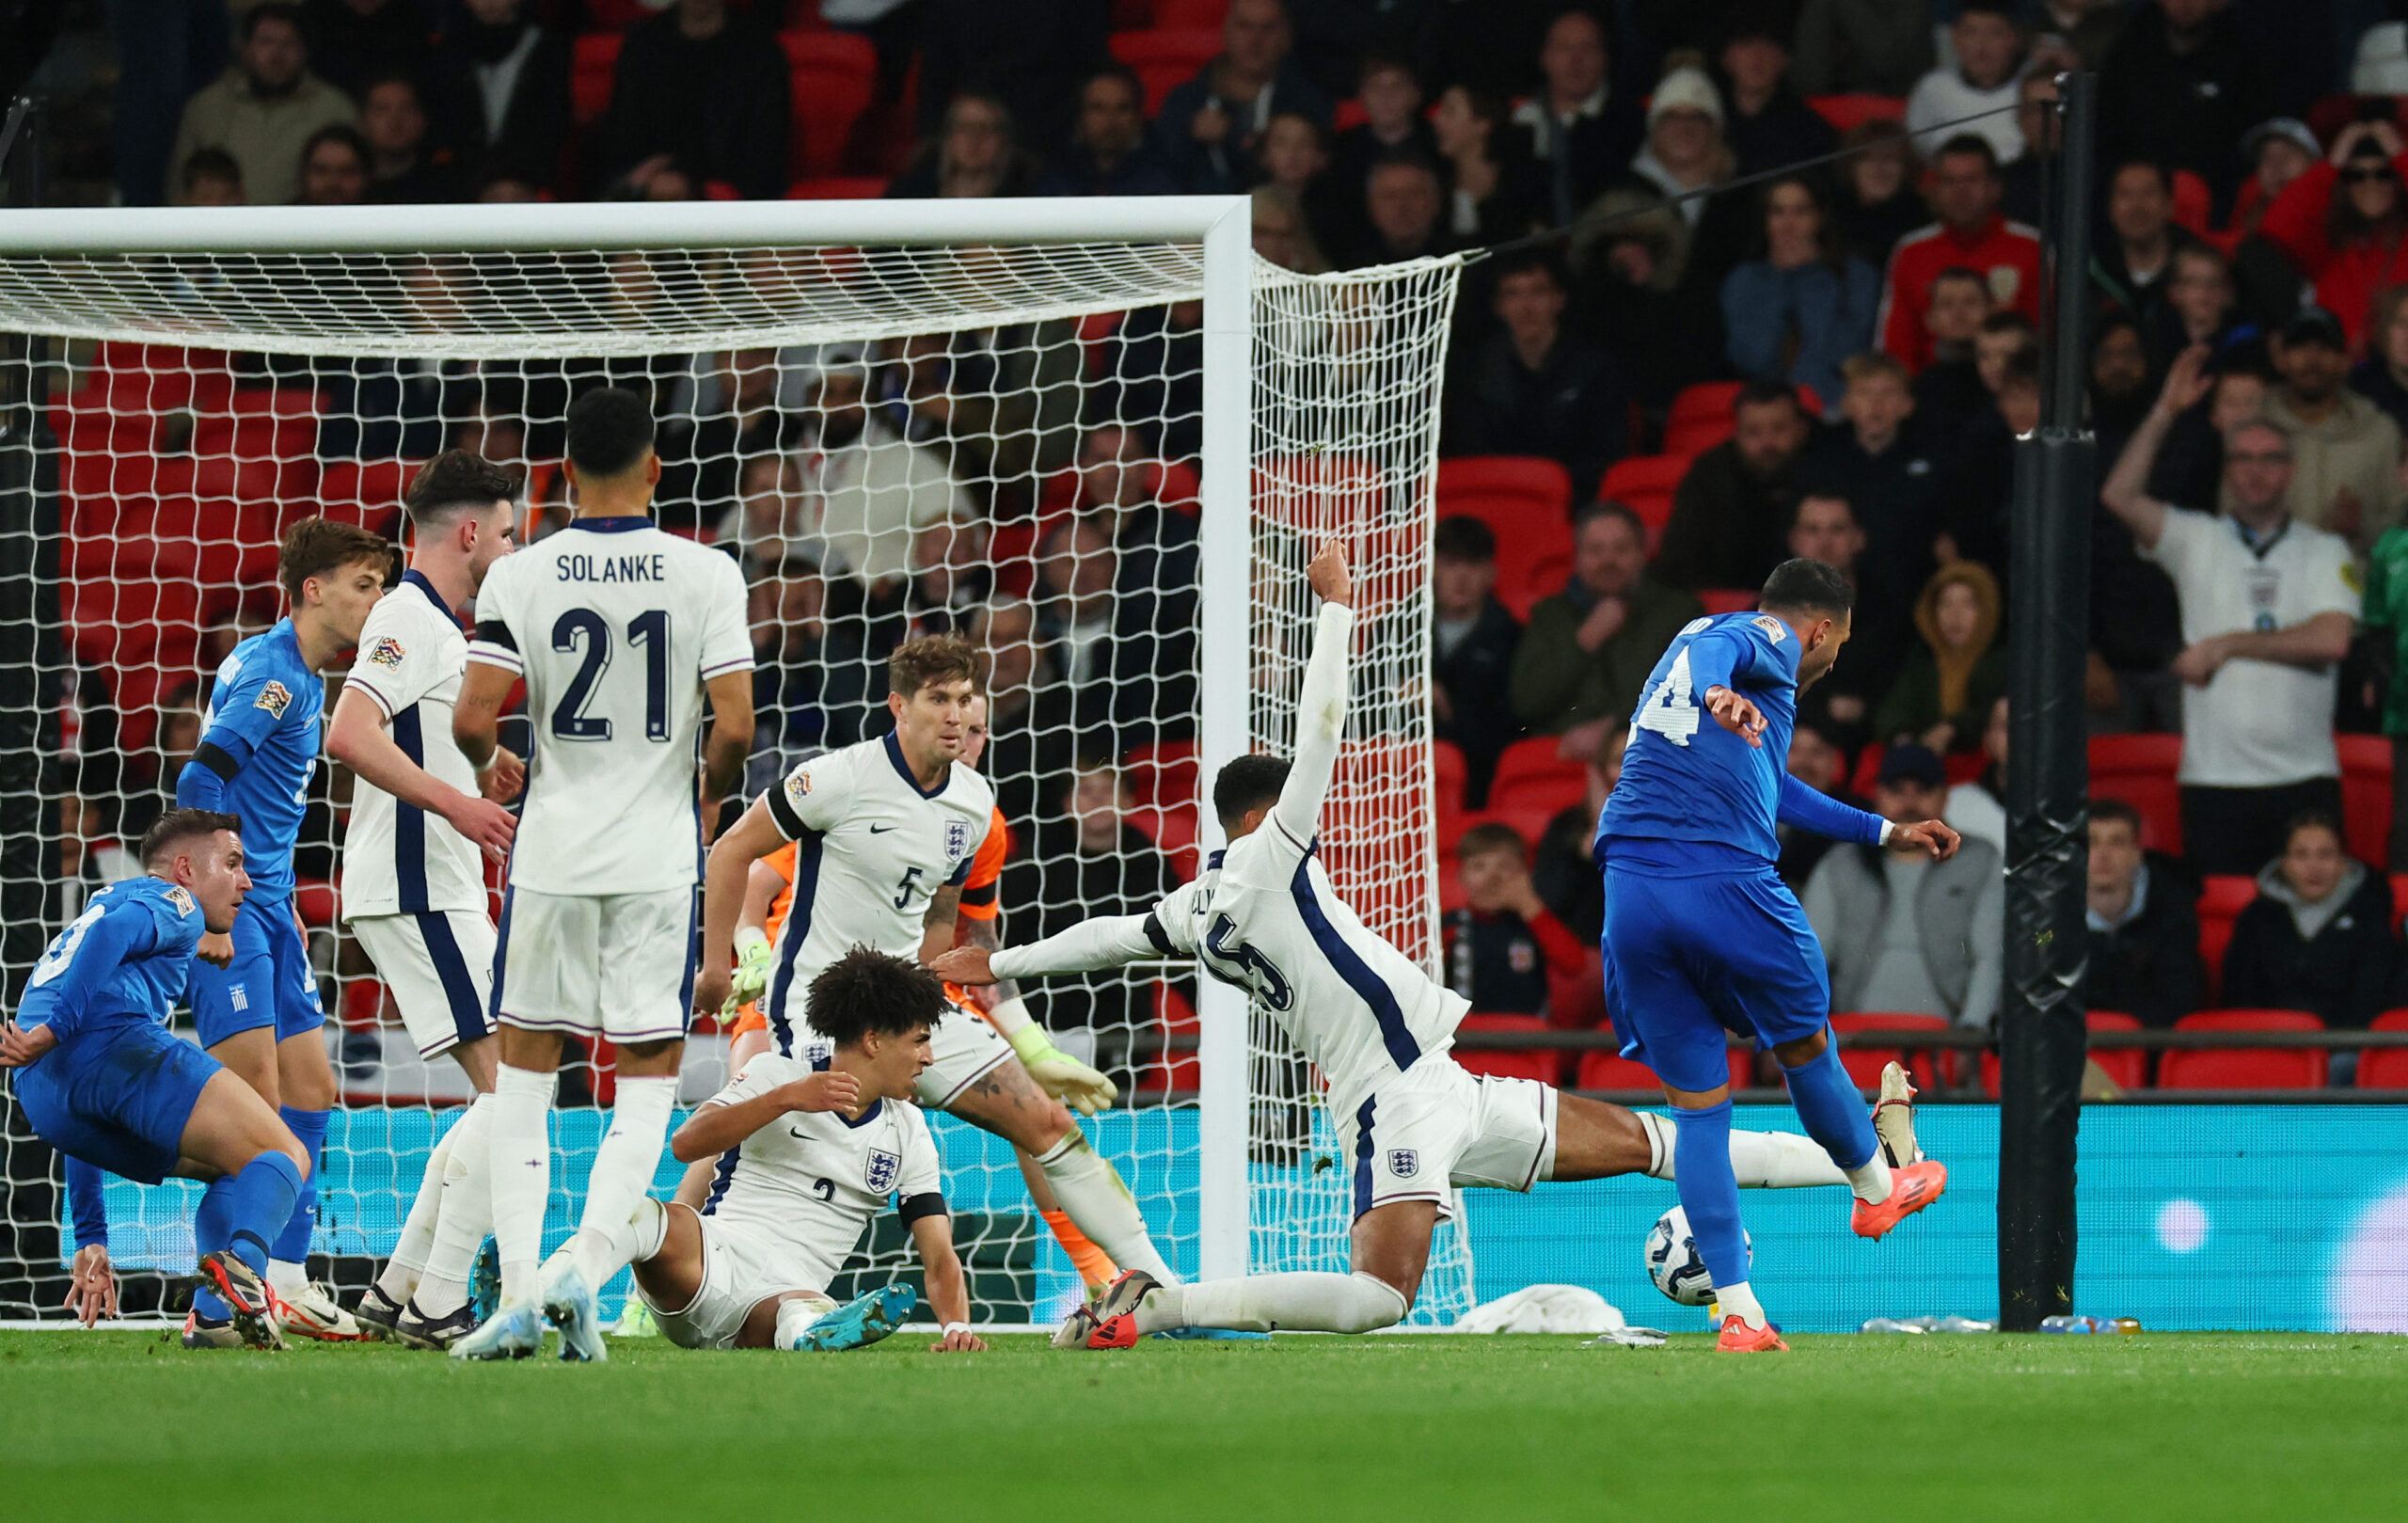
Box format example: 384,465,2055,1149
1201,914,1293,1009
1633,648,1701,748
551,609,672,742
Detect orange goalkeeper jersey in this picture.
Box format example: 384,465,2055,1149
730,803,1010,1036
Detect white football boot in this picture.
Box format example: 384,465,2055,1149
276,1278,367,1341
1872,1061,1925,1166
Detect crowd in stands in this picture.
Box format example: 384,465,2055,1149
58,0,2408,1091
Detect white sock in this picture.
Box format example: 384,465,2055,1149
413,1096,496,1319
1715,1280,1768,1330
376,1121,458,1302
576,1196,670,1290
488,1064,557,1308
268,1259,309,1296
1640,1114,1848,1188
1141,1272,1406,1335
568,1075,677,1287
1846,1152,1895,1205
772,1294,841,1349
1034,1131,1177,1285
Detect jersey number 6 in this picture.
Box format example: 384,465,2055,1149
551,609,672,743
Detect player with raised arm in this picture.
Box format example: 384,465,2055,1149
936,543,1883,1345
694,639,1182,1300
2,811,311,1350
450,388,755,1362
596,949,986,1354
1599,557,1955,1352
177,516,394,1341
325,451,526,1350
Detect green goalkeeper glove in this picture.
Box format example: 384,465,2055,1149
1006,1023,1117,1116
725,927,774,1017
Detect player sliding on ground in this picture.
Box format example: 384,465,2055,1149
607,949,985,1354
692,639,1185,1309
935,542,1883,1345
451,388,756,1361
1597,557,1953,1353
1,811,311,1350
325,451,526,1351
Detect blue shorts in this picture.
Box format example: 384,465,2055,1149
189,895,325,1049
1600,865,1831,1094
15,1020,222,1184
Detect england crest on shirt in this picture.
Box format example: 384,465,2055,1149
865,1149,902,1193
944,818,970,861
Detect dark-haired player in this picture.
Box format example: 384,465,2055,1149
938,543,1876,1346
1598,557,1956,1351
595,948,984,1353
452,387,754,1361
2,811,310,1350
325,450,524,1349
179,516,394,1341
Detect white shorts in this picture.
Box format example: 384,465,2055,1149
1332,1055,1559,1223
639,1212,832,1351
492,885,694,1044
348,911,498,1059
913,1007,1015,1110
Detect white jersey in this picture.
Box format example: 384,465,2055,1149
340,571,487,918
467,516,752,896
698,1048,944,1292
761,732,993,1045
990,604,1464,1118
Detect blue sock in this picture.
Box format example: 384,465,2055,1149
192,1177,236,1321
224,1150,305,1274
1781,1042,1878,1171
273,1106,330,1265
1670,1100,1750,1292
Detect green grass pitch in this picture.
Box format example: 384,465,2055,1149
7,1330,2402,1520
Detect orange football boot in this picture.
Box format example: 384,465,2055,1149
1716,1315,1789,1352
1850,1159,1948,1240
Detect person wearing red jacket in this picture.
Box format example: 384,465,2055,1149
1875,134,2041,372
2254,119,2408,353
1443,822,1588,1021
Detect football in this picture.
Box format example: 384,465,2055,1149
1645,1206,1751,1307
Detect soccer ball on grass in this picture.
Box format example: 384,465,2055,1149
1644,1205,1751,1307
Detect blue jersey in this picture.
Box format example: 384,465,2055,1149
15,878,207,1042
1597,611,1884,869
181,620,323,901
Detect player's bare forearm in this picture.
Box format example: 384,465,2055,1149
911,1217,986,1352
740,858,783,934
0,1019,58,1069
452,662,515,769
961,915,1024,1004
918,885,962,966
2215,612,2355,670
327,689,515,857
671,1074,860,1161
699,798,788,1013
701,671,755,801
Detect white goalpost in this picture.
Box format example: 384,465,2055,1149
0,197,1465,1325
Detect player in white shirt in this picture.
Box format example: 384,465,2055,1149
939,543,1900,1345
594,948,985,1353
450,388,756,1361
694,636,1186,1300
324,451,526,1350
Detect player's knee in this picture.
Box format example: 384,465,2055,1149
266,1133,312,1180
1340,1271,1411,1333
1772,1028,1829,1068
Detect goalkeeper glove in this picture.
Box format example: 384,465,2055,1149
725,926,774,1016
1006,1018,1117,1116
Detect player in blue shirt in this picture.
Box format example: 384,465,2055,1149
177,517,393,1339
2,810,311,1350
1597,558,1956,1351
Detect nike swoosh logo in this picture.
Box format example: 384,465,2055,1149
868,824,895,833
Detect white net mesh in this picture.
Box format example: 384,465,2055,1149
0,219,1458,1325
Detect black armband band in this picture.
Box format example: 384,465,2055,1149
958,880,999,909
471,619,518,651
192,741,241,782
764,784,807,841
1142,912,1175,956
896,1191,947,1225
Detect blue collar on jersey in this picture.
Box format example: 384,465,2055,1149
882,730,948,799
565,516,653,533
1207,849,1226,870
809,1046,884,1127
401,568,453,625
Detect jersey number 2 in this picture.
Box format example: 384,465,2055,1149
551,609,671,742
1632,649,1702,748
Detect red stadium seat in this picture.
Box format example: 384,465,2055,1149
1486,738,1587,840
2338,733,2391,866
786,176,888,198
1806,94,1908,134
1441,491,1573,621
1432,739,1467,823
1108,28,1221,114
781,30,877,180
1697,588,1756,615
1596,453,1688,553
2358,1008,2408,1089
1131,803,1200,882
572,33,622,126
1149,0,1231,26
2194,874,2257,1002
1124,738,1199,811
1575,1045,1751,1091
1850,742,1884,797
2089,732,2183,854
2159,1009,2327,1089
1436,455,1573,518
316,458,416,536
1664,382,1819,455
1137,981,1200,1092
2170,169,2212,237
1944,751,1988,785
1453,1014,1562,1085
1829,1012,1948,1090
1980,1009,2148,1095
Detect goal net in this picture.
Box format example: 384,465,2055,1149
0,200,1463,1325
